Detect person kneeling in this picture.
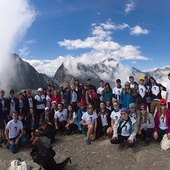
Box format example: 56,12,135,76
30,119,55,145
110,108,137,149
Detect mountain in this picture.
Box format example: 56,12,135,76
9,54,57,91
54,59,170,87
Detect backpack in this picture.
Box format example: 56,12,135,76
10,158,30,170
30,140,71,170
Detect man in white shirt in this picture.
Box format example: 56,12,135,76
97,80,105,101
5,111,27,154
54,103,67,133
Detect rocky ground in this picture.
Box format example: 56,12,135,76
1,134,170,170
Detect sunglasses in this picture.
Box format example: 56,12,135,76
140,109,146,111
88,107,93,109
121,112,127,115
113,104,118,107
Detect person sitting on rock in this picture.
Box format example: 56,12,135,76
110,108,137,149
30,119,55,145
81,103,98,145
65,104,78,135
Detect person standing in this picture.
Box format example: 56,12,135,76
97,80,105,101
34,88,46,122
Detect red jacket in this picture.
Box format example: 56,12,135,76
50,95,61,107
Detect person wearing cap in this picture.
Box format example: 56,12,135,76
34,88,46,122
154,98,170,142
40,107,54,126
6,89,19,120
120,81,135,109
110,108,137,148
149,77,166,115
107,101,121,137
133,75,149,110
112,79,123,104
166,73,170,109
97,80,105,101
77,100,87,134
129,103,140,131
105,98,113,111
138,103,155,146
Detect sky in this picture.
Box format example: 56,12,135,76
10,0,170,76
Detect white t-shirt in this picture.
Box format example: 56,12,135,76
82,112,98,125
35,94,46,109
151,85,160,98
97,87,105,101
54,109,67,122
138,84,146,98
46,95,51,108
159,115,168,130
112,87,123,102
6,120,23,139
166,82,170,102
28,97,33,108
121,121,131,137
110,110,121,123
100,114,108,127
68,112,78,125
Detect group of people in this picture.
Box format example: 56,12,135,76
1,73,170,153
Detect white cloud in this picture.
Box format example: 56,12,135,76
25,21,150,76
130,25,149,35
19,46,30,57
23,56,66,76
25,39,36,45
0,0,37,90
125,0,135,14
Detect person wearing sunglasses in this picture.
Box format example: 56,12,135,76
137,103,155,146
81,103,98,145
110,108,137,149
154,98,170,142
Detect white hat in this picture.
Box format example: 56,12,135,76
38,88,43,92
45,107,50,111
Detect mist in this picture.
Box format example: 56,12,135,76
0,0,36,94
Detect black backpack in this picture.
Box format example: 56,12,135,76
30,140,71,170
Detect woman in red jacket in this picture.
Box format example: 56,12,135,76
154,98,170,142
50,90,61,107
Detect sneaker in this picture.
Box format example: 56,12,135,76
85,138,91,145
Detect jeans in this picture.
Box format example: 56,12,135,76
9,136,28,154
157,128,168,142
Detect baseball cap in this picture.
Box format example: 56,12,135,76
160,98,166,105
129,103,136,108
45,107,50,111
38,88,43,92
140,103,147,110
121,108,130,114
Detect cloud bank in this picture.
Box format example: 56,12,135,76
0,0,37,92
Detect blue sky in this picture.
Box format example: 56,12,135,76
13,0,170,75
